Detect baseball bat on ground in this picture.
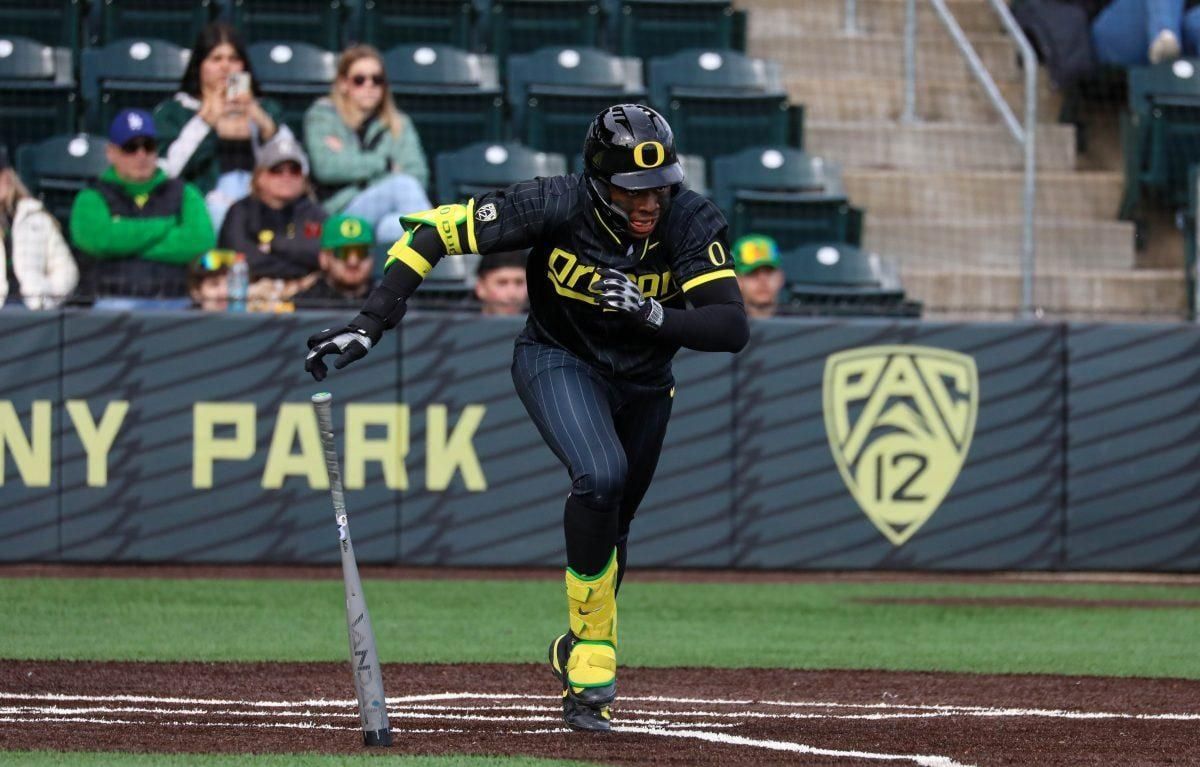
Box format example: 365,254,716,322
312,392,393,748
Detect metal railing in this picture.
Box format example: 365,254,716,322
845,0,1040,317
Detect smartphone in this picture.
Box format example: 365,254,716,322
226,71,251,100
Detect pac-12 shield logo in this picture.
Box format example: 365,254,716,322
822,345,978,546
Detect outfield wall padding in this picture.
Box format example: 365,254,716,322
0,311,1195,571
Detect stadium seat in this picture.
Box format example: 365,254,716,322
711,146,862,251
382,44,504,164
570,151,709,196
647,48,802,163
0,36,77,159
435,141,567,203
1120,59,1200,217
487,0,603,63
15,133,110,224
0,0,81,51
506,46,646,157
605,0,746,59
779,242,920,318
359,0,476,50
247,41,336,134
95,0,219,48
80,38,190,133
226,0,346,50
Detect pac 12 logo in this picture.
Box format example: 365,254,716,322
822,345,978,546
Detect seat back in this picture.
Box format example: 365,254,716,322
0,0,81,51
711,146,844,212
1128,59,1200,115
507,46,645,155
97,0,218,48
80,38,190,132
226,0,346,49
16,133,111,223
384,44,505,164
360,0,476,50
781,242,880,288
248,41,336,133
0,36,77,156
435,141,567,203
611,0,739,59
488,0,602,63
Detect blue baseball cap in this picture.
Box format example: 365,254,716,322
109,109,157,146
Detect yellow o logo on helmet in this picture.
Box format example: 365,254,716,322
340,219,363,238
632,141,665,169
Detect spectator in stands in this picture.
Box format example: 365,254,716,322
733,234,784,319
69,109,215,303
1091,0,1200,66
474,249,528,316
293,215,376,309
188,249,234,311
219,133,326,305
303,45,431,247
155,22,284,231
0,146,78,309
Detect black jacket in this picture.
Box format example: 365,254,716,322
218,195,327,279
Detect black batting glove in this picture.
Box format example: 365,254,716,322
597,268,664,332
304,316,382,381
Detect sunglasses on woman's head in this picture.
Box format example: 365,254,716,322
120,137,157,155
350,73,385,87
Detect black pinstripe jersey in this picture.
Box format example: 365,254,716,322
469,174,734,384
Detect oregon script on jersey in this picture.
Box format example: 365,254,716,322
469,174,734,383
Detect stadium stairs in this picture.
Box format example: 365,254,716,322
740,0,1185,320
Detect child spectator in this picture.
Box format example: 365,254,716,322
155,22,284,230
69,109,215,304
0,146,78,309
188,249,235,311
293,215,376,309
303,45,430,246
474,249,528,316
733,234,784,319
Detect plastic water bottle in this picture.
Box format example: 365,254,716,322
228,254,249,312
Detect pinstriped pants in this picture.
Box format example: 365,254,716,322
511,340,674,553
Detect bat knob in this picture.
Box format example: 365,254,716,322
363,727,393,747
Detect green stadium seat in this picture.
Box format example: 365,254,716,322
648,48,801,163
0,36,77,159
247,41,336,135
712,146,862,251
96,0,219,48
487,0,602,63
779,242,919,317
80,38,190,133
1120,59,1200,217
359,0,476,50
382,44,504,164
226,0,345,49
507,46,646,157
0,0,81,51
605,0,746,59
435,141,567,203
15,133,110,224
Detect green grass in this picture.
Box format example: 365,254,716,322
0,753,600,767
2,576,1199,678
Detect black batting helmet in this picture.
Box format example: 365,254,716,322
583,104,685,238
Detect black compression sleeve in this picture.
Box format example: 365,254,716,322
655,277,749,353
348,226,448,341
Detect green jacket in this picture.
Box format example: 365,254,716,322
68,168,215,265
302,98,430,213
154,92,286,194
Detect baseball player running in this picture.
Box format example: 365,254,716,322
306,104,749,732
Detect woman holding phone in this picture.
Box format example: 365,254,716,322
155,22,285,230
303,45,430,250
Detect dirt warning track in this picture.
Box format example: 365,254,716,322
1,661,1198,766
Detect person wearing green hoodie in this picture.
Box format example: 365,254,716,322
69,109,215,304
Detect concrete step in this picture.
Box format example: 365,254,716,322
740,0,1003,37
844,170,1124,220
788,76,1060,124
900,268,1188,319
750,33,1027,85
807,121,1077,171
866,218,1136,270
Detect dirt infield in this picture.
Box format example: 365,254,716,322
1,660,1198,766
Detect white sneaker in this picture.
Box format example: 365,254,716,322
1149,29,1182,64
